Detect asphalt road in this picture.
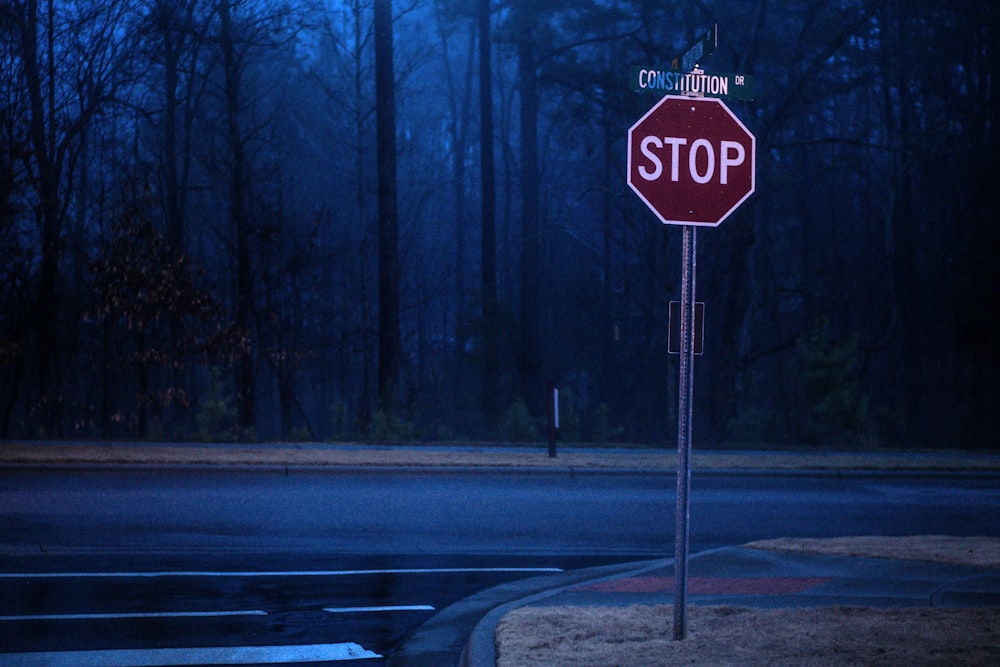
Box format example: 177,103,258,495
1,466,998,665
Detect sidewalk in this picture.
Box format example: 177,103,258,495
462,545,1000,666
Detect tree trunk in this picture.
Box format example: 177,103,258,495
516,18,541,411
158,0,184,254
878,5,921,445
374,0,401,418
21,0,63,431
220,0,255,434
479,0,500,427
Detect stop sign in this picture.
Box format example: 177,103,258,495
627,95,755,226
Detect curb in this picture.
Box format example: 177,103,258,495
458,558,671,667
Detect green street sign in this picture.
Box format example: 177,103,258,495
673,26,717,73
629,67,755,101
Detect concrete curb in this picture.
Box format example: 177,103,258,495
457,558,671,667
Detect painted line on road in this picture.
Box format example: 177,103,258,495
0,609,266,621
323,604,435,614
0,566,563,579
0,642,380,666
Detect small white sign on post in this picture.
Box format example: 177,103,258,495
553,389,559,430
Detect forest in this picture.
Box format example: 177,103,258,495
0,0,996,448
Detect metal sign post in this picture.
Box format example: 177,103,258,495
673,225,697,640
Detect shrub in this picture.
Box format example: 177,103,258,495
498,399,540,442
795,316,870,445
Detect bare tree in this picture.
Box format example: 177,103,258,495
479,0,500,427
374,0,401,418
8,0,132,431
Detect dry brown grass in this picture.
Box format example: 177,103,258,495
748,535,1000,569
496,604,1000,666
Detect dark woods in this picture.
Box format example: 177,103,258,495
0,1,996,448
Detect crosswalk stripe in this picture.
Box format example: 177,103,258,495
0,642,381,666
0,610,266,621
0,566,562,579
323,604,434,613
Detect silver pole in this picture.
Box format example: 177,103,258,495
673,225,696,640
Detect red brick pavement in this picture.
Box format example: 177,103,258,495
574,576,831,595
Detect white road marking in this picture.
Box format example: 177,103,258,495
0,642,380,666
2,605,438,621
323,604,435,613
0,610,266,621
0,566,562,578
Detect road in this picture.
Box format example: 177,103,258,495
1,466,998,665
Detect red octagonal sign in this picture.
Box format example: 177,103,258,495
628,95,755,226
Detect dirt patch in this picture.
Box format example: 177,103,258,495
495,536,1000,666
495,604,1000,666
747,535,1000,569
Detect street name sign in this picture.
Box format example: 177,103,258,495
627,95,756,226
673,25,716,73
629,68,755,100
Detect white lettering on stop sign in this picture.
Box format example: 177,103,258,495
638,136,746,185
